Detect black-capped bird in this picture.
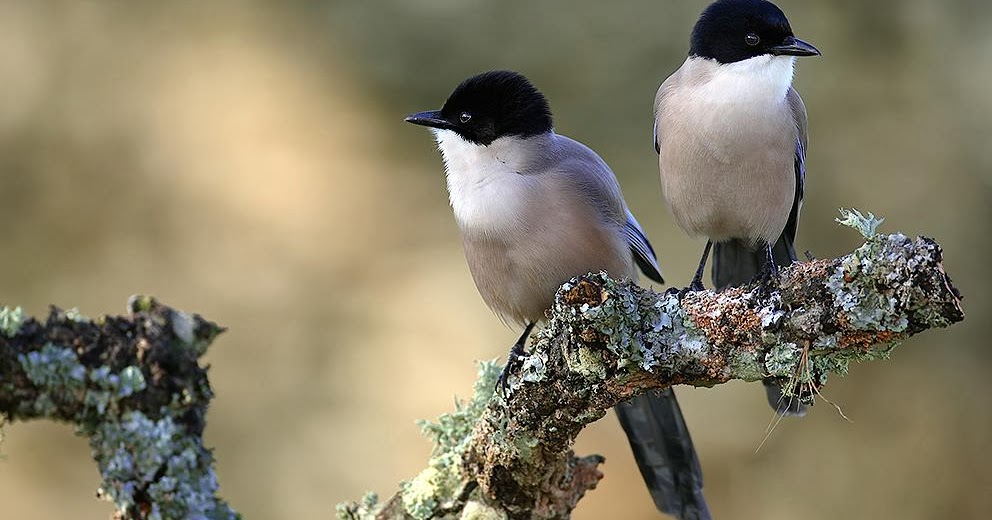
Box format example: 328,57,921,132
654,0,820,415
408,70,710,520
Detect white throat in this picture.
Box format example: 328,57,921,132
434,130,539,234
697,54,796,107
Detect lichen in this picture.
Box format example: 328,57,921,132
18,343,87,415
520,349,550,383
401,467,446,519
348,361,500,520
64,307,90,323
826,233,919,332
567,274,646,369
0,306,25,337
92,410,236,520
764,342,801,378
836,207,885,238
17,344,152,420
556,274,709,378
460,501,508,520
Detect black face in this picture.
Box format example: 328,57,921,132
689,0,820,64
405,70,552,146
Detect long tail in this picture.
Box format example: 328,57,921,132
711,236,807,416
615,390,711,520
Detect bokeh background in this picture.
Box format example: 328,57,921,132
0,1,988,519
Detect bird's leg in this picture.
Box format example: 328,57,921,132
497,322,535,394
687,240,713,292
753,242,782,289
765,242,779,278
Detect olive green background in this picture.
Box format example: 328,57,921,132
0,2,988,519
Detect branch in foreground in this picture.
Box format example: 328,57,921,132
0,297,234,520
338,231,964,520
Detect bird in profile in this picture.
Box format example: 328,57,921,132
407,70,710,520
654,0,820,415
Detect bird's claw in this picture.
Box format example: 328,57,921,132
496,341,527,395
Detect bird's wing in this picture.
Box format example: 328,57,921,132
625,209,665,284
653,65,682,155
783,86,808,246
553,135,664,284
653,119,661,154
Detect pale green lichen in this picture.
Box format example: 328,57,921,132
0,306,25,337
764,342,801,378
826,233,920,332
64,307,90,323
18,343,87,415
335,362,500,520
564,275,646,370
336,492,380,520
836,207,885,238
401,467,445,518
92,410,237,520
460,501,508,520
556,275,705,379
127,294,155,314
18,344,151,418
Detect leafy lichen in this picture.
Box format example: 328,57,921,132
335,492,380,520
0,306,25,337
18,343,87,416
836,207,885,238
460,501,508,520
826,233,920,332
555,275,706,378
92,410,236,520
337,361,500,520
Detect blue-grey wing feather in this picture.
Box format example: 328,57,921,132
625,209,664,284
783,87,807,246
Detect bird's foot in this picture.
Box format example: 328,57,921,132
677,280,706,299
496,341,528,395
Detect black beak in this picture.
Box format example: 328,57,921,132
768,36,821,57
404,110,455,130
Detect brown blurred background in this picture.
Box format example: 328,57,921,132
0,1,988,519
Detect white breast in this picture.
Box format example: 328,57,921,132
656,55,799,243
686,55,796,155
434,130,536,234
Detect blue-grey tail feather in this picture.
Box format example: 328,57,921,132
615,390,711,520
711,236,808,416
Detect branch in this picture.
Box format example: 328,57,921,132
338,231,964,520
0,297,236,520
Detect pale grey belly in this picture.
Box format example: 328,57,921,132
462,217,634,325
660,148,795,244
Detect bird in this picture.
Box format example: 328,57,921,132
653,0,820,415
407,70,710,520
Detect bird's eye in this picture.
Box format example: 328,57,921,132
459,112,473,124
745,33,760,46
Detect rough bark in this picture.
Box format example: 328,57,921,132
337,231,964,520
0,296,235,520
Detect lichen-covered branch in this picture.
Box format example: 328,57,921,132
0,297,236,520
338,229,964,520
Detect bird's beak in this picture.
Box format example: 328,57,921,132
768,36,821,57
404,110,455,130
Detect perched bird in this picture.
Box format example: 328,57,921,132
407,70,710,520
654,0,819,415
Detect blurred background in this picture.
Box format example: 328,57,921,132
0,1,988,519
